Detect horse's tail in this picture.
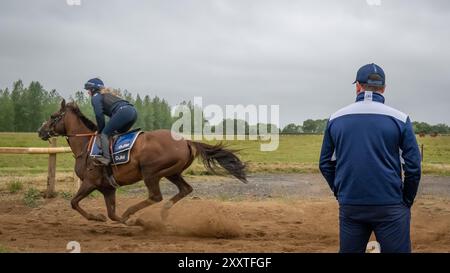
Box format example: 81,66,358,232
188,141,247,183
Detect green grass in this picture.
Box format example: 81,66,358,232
59,191,73,200
0,133,449,176
88,190,102,198
416,136,450,164
7,181,23,193
187,135,323,174
0,133,74,175
23,187,42,207
0,245,10,253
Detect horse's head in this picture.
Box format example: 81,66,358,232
38,99,68,140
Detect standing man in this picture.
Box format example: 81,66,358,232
319,63,422,253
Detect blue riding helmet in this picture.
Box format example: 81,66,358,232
84,78,104,91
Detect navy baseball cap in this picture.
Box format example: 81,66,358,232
353,63,385,86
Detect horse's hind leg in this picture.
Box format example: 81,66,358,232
120,177,162,223
161,174,193,221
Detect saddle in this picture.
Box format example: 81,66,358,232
90,128,143,165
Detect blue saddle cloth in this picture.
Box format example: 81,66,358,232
90,130,143,165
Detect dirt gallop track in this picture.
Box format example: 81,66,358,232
0,174,449,252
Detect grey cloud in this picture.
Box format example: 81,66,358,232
0,0,449,125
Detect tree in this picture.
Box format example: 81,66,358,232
152,96,162,130
301,119,327,134
413,121,432,134
122,89,133,103
43,89,63,119
134,94,144,129
25,81,45,131
302,119,316,133
11,80,26,131
0,88,14,131
282,123,302,134
160,99,173,129
315,119,328,133
142,95,154,130
431,123,450,134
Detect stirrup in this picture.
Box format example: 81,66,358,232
95,156,111,166
103,166,120,189
106,173,120,189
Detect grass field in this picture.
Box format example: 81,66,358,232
0,132,449,176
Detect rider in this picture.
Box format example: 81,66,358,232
84,78,138,165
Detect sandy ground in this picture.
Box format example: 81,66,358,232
0,174,449,253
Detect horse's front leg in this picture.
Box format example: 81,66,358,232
71,180,107,222
99,187,123,222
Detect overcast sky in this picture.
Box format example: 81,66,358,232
1,0,449,126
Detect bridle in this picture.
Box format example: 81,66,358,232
46,111,66,138
43,107,117,184
45,110,97,158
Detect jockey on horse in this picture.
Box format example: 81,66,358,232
84,78,138,166
38,92,247,223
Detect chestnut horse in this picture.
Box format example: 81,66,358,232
38,99,247,223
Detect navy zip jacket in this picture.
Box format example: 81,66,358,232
319,91,421,207
91,92,131,133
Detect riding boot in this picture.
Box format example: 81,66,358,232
97,133,111,166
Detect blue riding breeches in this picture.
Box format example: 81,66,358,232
102,105,137,136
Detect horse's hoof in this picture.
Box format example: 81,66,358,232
110,216,124,223
116,219,136,227
123,219,136,226
119,216,134,226
120,215,129,224
89,214,107,222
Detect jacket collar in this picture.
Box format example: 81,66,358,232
356,91,385,104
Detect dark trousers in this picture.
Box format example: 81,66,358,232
339,204,411,253
103,105,137,136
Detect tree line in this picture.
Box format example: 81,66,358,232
0,80,173,132
0,80,448,135
281,119,450,135
281,119,328,134
0,80,280,134
412,122,450,135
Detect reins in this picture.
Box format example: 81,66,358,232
64,132,97,159
66,133,97,137
65,132,118,178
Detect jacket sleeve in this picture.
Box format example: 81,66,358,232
400,117,422,207
91,93,105,134
319,120,337,196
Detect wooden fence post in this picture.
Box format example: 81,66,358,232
421,144,424,162
45,138,57,198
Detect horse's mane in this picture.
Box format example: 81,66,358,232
65,102,98,131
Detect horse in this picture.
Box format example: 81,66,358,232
38,99,247,223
